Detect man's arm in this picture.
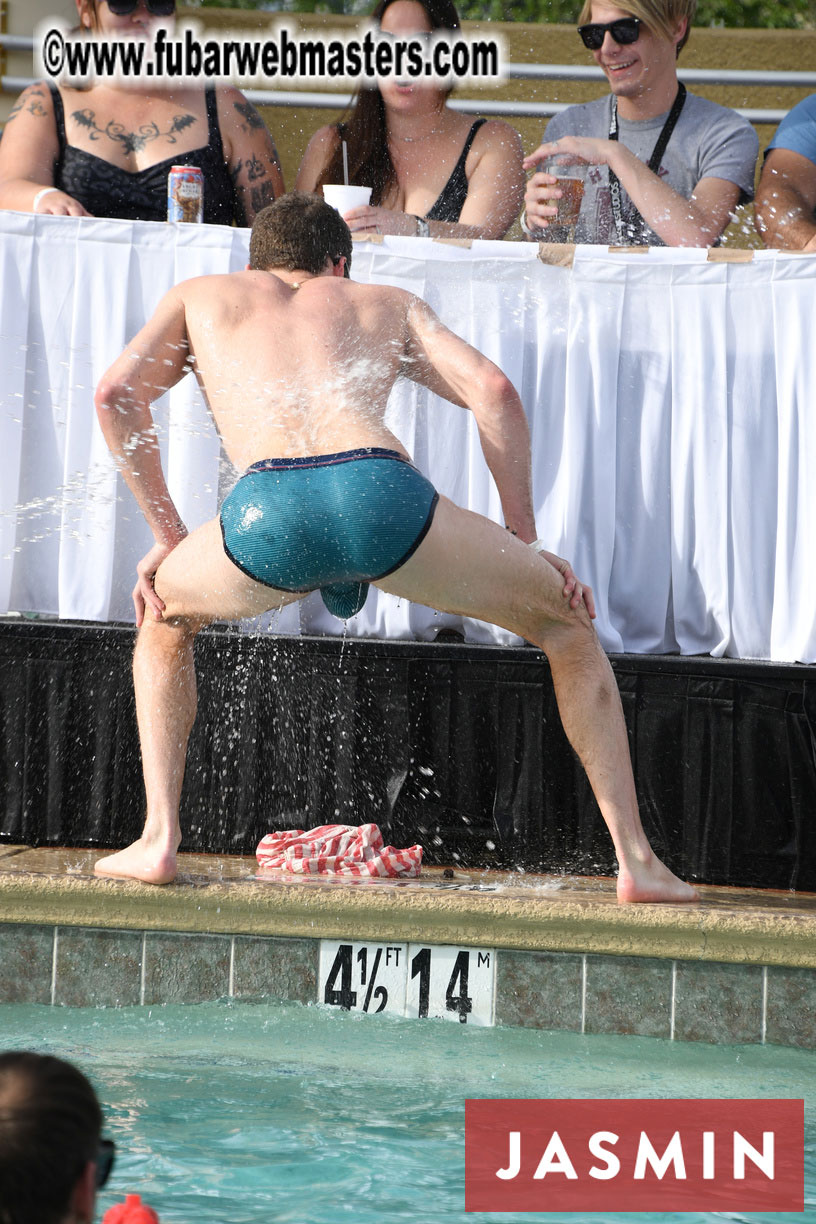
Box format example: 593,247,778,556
95,286,193,620
755,148,816,251
402,295,537,543
604,145,741,246
524,136,741,247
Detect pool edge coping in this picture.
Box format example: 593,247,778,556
3,860,816,969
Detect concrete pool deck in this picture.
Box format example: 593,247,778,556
1,845,815,1047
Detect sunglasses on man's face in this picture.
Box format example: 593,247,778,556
95,1139,117,1189
104,0,176,16
577,16,641,50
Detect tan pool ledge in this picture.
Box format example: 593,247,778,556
1,845,815,970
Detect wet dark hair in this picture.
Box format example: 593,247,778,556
316,0,461,206
249,191,353,275
0,1051,102,1224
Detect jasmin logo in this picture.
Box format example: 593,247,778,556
465,1099,803,1212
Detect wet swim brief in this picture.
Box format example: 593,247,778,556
219,447,439,618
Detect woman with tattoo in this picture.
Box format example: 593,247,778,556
295,0,524,240
0,0,284,224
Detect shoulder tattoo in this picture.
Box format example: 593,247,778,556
233,101,265,132
6,87,49,124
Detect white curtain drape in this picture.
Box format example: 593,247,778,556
1,214,813,661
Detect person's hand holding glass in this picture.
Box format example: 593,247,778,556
523,147,588,241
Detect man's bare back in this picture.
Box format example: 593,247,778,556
154,268,476,478
182,272,415,468
91,191,696,904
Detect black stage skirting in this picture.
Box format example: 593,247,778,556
1,619,814,891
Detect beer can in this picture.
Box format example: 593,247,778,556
168,166,204,224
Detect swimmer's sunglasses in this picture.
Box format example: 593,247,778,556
95,1139,117,1189
104,0,176,16
577,16,641,49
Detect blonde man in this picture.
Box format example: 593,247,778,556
522,0,758,246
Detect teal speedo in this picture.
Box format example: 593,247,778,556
219,448,439,618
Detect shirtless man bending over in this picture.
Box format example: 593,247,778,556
94,190,695,904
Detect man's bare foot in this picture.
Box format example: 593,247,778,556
94,837,178,885
616,852,698,904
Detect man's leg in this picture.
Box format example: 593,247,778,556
94,519,303,884
375,497,696,903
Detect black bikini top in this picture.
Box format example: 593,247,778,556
48,84,237,224
425,118,486,222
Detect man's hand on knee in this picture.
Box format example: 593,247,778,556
536,548,596,619
133,541,177,626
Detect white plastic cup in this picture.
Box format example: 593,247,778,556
322,185,372,214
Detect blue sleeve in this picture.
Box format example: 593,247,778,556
767,95,816,167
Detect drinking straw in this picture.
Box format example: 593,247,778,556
342,141,349,186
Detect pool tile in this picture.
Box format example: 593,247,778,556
143,932,231,1004
495,950,582,1031
673,961,763,1044
765,966,816,1049
0,923,54,1003
584,955,672,1038
55,927,142,1008
232,935,317,1003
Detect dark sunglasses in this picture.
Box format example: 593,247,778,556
577,17,641,50
95,1138,117,1189
104,0,176,16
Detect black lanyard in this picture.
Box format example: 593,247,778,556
607,82,687,244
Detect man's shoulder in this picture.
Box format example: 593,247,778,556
779,93,816,128
544,97,610,140
175,270,247,298
681,90,754,135
677,91,759,172
349,277,410,304
769,93,816,159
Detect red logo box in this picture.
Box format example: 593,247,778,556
466,1099,804,1212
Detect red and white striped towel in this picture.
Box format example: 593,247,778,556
256,823,422,877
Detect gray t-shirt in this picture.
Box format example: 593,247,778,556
542,91,758,245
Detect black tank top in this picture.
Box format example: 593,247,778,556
336,116,487,223
425,118,486,221
49,85,237,224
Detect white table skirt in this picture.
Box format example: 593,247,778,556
1,212,814,662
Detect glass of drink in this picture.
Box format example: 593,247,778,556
535,154,588,243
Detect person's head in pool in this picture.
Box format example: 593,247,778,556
0,1051,112,1224
249,191,353,279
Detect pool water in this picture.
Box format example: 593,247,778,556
4,1000,815,1224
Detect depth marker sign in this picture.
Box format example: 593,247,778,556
319,940,495,1024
